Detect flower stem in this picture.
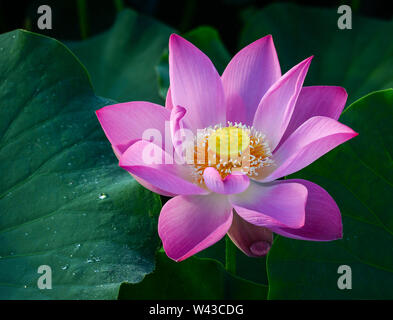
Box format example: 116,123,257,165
225,235,236,275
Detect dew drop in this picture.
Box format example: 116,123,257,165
98,193,108,200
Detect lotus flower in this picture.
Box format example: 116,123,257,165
96,34,358,262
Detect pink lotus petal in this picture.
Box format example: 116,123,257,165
253,57,313,151
222,35,281,125
159,194,233,261
228,211,273,257
277,86,348,148
165,87,173,110
111,144,177,197
170,105,188,158
119,140,208,196
96,101,170,156
169,34,226,130
263,116,358,182
131,174,177,197
271,179,342,241
229,180,307,229
203,167,250,194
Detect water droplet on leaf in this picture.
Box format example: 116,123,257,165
98,193,108,200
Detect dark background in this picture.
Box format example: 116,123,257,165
0,0,392,52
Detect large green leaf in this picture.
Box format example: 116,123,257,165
267,89,393,299
118,251,268,299
0,30,161,299
68,9,174,104
240,3,393,104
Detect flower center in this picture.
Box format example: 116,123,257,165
207,127,250,157
192,122,274,184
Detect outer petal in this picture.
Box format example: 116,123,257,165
228,211,273,257
252,57,313,151
119,140,207,195
263,116,358,182
222,35,281,125
203,167,250,195
277,86,348,148
169,34,225,130
229,180,308,229
271,179,342,241
111,142,177,197
131,174,176,197
96,101,170,155
159,194,233,261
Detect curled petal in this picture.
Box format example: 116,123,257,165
228,211,273,257
203,167,250,194
170,105,189,159
159,194,233,261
